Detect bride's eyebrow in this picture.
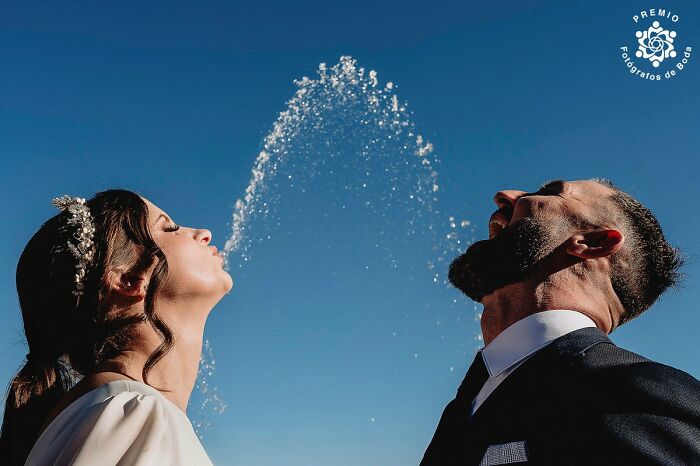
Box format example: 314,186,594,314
154,213,173,226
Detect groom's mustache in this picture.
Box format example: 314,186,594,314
448,217,552,302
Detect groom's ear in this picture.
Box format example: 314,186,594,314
565,229,624,260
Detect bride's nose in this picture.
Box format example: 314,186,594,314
194,228,212,245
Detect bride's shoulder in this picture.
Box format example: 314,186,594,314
27,378,182,466
40,374,144,434
41,376,174,435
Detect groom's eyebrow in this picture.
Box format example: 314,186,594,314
528,179,565,196
538,179,565,191
523,180,564,196
521,179,565,197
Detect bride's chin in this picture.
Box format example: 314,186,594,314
221,274,234,294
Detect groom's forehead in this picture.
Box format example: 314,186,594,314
564,180,619,226
567,180,616,199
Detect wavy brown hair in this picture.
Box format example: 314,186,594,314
0,189,176,466
589,178,685,324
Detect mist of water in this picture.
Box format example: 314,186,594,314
221,56,473,277
191,338,228,440
191,55,478,438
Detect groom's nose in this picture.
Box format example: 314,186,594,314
493,189,528,209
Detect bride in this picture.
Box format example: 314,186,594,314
0,189,232,465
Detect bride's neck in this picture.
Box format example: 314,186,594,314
94,320,205,413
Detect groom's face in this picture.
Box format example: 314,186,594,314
448,179,612,302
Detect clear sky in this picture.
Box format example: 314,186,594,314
2,1,699,465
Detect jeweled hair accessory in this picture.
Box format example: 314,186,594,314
51,195,96,307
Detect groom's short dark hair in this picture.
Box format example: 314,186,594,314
589,178,684,325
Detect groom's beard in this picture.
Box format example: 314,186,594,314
448,217,555,302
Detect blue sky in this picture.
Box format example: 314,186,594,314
2,1,699,465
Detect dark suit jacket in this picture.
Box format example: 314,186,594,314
420,327,700,466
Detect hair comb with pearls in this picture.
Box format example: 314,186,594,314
51,195,96,307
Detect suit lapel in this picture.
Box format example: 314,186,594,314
461,327,613,460
421,327,614,466
472,327,612,419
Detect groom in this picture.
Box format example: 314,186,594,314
420,178,700,465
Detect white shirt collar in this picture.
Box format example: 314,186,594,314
480,310,597,377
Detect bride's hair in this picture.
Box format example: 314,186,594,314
0,189,176,466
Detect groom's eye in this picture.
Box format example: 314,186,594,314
519,182,563,200
535,180,564,195
538,186,557,195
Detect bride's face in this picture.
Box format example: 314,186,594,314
142,197,233,307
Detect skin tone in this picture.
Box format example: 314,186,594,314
480,180,626,345
41,197,232,432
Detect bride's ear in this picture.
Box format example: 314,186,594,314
565,229,624,260
106,268,148,300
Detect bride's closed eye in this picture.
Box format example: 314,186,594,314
164,224,180,232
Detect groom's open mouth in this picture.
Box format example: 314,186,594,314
488,207,513,239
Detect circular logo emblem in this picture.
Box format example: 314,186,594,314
620,9,692,81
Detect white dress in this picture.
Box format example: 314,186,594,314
25,379,214,466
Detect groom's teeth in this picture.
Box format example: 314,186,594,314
489,221,503,238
